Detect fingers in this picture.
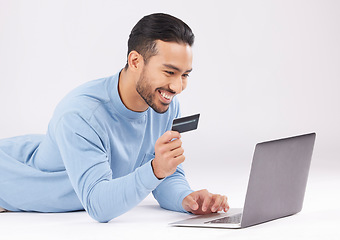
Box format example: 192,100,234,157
158,131,181,144
167,139,184,155
202,191,213,212
211,195,229,213
211,194,223,212
184,190,230,215
158,138,185,164
183,195,199,212
153,131,185,179
155,132,183,158
222,195,230,212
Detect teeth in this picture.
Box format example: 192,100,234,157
160,91,172,100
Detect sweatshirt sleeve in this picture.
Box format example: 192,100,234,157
151,98,194,213
152,164,193,213
54,113,163,223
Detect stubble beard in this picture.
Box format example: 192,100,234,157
136,70,170,114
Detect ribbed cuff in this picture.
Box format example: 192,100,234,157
137,160,164,191
178,189,195,213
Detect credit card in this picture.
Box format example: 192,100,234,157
171,113,200,133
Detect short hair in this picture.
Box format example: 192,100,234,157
125,13,195,69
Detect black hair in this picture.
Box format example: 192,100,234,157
125,13,195,69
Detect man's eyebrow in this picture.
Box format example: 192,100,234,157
163,64,193,73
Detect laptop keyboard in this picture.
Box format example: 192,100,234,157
205,213,242,224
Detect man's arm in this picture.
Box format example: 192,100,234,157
151,131,229,214
150,130,192,212
152,164,193,213
54,113,163,223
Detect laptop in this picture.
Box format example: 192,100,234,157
170,133,316,228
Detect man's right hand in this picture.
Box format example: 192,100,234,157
151,131,185,179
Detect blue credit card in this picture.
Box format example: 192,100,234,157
171,113,200,133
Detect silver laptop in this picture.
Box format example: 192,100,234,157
170,133,316,228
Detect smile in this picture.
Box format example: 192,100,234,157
158,89,174,103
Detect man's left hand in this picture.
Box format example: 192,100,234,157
182,189,229,215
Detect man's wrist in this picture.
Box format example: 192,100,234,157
151,159,165,180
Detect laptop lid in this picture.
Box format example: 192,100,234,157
241,133,316,227
170,133,316,228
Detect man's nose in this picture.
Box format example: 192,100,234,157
169,76,183,94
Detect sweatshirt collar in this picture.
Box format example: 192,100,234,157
109,70,149,120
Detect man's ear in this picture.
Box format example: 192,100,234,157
127,50,144,71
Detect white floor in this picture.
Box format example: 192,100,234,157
1,163,339,240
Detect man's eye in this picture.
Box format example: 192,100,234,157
182,74,190,78
165,71,175,75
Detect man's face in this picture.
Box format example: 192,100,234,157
136,40,193,113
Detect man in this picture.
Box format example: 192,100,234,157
0,13,229,222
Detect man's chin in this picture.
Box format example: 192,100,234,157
151,103,170,114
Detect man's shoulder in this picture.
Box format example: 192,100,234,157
66,75,114,102
52,75,117,121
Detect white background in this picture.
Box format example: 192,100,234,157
0,0,339,239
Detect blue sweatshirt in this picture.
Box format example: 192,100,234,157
0,71,193,222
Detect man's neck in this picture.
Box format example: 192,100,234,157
118,68,148,112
